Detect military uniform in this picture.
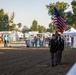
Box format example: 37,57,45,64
49,34,57,66
56,36,64,64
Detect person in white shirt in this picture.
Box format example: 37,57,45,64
67,35,71,48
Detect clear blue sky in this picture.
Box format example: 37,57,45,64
0,0,72,28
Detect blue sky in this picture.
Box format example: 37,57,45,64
0,0,73,28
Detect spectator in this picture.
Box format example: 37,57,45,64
4,35,9,47
71,36,74,48
67,35,71,48
39,36,43,47
34,36,38,47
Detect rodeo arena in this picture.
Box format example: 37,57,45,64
0,27,76,75
0,6,76,75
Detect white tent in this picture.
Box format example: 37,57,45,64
63,27,76,36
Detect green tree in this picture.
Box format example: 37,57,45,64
0,9,9,31
46,2,70,30
30,20,38,31
9,24,16,31
9,12,16,31
17,23,22,31
65,11,73,26
49,23,55,32
46,2,69,19
71,0,76,26
71,0,76,15
17,23,22,29
38,25,41,33
38,25,46,33
22,25,29,33
9,12,15,24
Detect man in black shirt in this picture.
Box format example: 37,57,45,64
56,34,64,65
49,34,57,66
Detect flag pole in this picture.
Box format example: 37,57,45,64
55,25,58,38
53,7,58,37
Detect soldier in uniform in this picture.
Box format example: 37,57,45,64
56,34,64,65
49,34,58,67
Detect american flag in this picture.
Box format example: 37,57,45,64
54,7,67,33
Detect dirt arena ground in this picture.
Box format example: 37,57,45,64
0,47,76,75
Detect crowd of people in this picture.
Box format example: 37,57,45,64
0,34,9,47
25,35,47,47
1,32,74,49
25,34,74,49
63,35,74,48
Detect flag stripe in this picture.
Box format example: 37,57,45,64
54,16,66,28
57,24,64,30
53,7,67,33
58,16,67,27
54,16,66,29
58,19,66,28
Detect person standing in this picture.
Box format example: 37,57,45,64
64,35,67,48
34,36,37,47
56,34,64,65
4,35,9,47
39,36,43,47
67,35,71,48
49,34,57,67
71,36,74,48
